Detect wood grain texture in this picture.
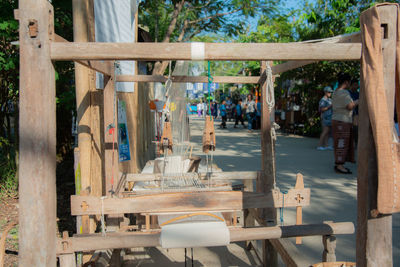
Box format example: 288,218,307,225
70,189,310,216
18,1,57,265
50,42,362,61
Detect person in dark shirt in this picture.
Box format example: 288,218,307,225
349,79,359,146
234,99,245,128
219,100,227,128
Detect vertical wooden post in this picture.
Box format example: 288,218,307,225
243,179,254,248
260,61,277,266
357,5,395,267
72,0,92,195
322,235,336,262
18,0,56,265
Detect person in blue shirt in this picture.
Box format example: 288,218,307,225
219,100,227,128
234,99,245,128
349,79,359,145
256,98,261,129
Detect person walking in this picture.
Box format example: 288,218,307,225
244,94,256,132
219,100,227,128
234,99,245,128
317,86,333,150
331,73,358,174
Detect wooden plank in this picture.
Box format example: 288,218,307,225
356,4,395,266
116,75,264,84
19,1,57,266
103,74,119,195
260,61,277,266
71,189,310,216
50,42,362,61
57,222,354,254
124,171,259,182
270,239,312,267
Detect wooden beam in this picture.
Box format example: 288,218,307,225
54,34,112,76
50,42,362,61
357,4,396,266
271,32,362,75
124,171,259,182
116,75,264,84
71,189,310,216
19,1,57,265
260,61,277,266
57,222,354,254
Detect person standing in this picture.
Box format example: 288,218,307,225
244,94,256,132
317,86,333,150
219,100,227,128
331,73,358,174
197,101,203,117
349,79,359,146
234,99,245,128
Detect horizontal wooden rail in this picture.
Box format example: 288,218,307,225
57,222,354,254
50,42,362,61
54,34,112,76
116,75,264,84
123,171,259,182
71,189,310,215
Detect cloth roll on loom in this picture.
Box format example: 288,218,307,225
159,212,230,248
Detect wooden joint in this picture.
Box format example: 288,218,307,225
13,9,19,20
60,231,72,254
28,19,38,38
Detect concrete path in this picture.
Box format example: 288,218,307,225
124,115,399,266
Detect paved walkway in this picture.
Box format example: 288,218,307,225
125,115,399,266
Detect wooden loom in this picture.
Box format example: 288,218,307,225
15,1,398,266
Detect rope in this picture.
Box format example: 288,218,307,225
100,196,107,236
279,190,288,226
265,65,275,112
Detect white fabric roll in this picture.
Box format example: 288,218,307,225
160,221,230,249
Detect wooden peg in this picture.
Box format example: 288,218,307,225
160,121,173,155
295,173,304,244
202,116,216,153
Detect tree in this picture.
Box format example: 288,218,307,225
139,0,279,74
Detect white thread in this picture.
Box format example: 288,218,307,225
191,42,205,61
101,196,107,236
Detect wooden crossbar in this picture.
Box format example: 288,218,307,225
71,189,310,216
50,42,362,61
116,74,265,84
57,222,354,254
54,34,112,76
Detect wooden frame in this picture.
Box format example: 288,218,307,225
17,1,395,266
